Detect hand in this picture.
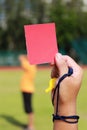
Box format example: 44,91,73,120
51,53,83,115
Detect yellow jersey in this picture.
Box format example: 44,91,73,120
20,57,36,93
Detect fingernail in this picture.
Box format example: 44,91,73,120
56,53,62,60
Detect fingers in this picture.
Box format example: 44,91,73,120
63,55,83,79
63,55,79,69
51,65,59,78
52,53,83,83
54,53,68,77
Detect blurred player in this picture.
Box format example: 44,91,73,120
19,55,37,130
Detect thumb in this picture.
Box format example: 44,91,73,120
55,53,68,76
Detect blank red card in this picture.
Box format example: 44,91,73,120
24,23,58,64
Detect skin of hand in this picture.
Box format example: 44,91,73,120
51,53,83,130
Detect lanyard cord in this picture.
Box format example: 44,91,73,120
52,67,73,115
52,67,80,123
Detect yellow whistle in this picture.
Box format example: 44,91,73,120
45,78,57,93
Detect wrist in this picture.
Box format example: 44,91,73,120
54,102,77,116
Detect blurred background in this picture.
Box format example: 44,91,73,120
0,0,87,66
0,1,87,130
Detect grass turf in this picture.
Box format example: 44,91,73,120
0,67,87,130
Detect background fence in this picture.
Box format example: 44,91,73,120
0,39,87,66
0,50,26,66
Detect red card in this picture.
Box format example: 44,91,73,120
24,23,58,64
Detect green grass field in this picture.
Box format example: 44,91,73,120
0,67,87,130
